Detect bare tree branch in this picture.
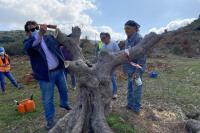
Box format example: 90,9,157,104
55,27,84,60
95,32,161,73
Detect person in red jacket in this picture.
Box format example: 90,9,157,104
0,47,20,95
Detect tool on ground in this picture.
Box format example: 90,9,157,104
149,71,158,78
14,95,36,114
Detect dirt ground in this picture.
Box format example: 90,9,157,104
0,55,200,133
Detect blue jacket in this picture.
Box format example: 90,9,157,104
123,32,146,74
24,35,65,81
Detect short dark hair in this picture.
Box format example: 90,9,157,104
24,20,37,32
104,32,111,39
100,32,105,38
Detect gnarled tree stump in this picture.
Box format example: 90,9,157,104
49,27,161,133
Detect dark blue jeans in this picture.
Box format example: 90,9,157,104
0,71,19,92
65,69,76,87
127,72,143,112
111,72,118,95
39,69,69,122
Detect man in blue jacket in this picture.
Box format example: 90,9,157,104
23,21,71,130
123,20,146,114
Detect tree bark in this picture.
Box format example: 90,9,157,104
49,27,161,133
186,119,200,133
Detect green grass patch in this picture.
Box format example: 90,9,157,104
143,55,200,107
107,113,136,133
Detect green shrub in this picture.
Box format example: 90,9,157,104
0,30,26,55
3,43,25,56
107,114,136,133
172,46,184,55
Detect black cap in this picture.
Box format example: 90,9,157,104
104,32,110,38
100,32,105,37
125,20,140,29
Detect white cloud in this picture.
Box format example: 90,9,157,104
148,18,196,34
0,0,124,40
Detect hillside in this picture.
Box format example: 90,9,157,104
0,30,26,55
0,18,200,58
151,18,200,58
0,30,96,57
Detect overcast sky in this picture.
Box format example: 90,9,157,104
0,0,199,40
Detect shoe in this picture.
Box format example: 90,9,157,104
126,105,131,110
126,106,140,115
45,120,55,130
60,105,72,111
112,94,118,100
2,91,5,95
17,84,22,90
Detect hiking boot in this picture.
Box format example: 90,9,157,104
112,94,118,100
45,120,55,130
60,105,72,111
2,91,5,95
126,105,132,110
126,106,140,115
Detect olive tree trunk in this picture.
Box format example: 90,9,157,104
49,27,161,133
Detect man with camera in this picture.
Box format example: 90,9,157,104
23,21,71,130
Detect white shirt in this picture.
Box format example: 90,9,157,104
102,41,120,53
33,32,59,70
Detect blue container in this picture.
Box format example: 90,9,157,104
149,71,158,78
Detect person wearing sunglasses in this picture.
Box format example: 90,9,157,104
23,20,72,130
100,32,120,100
123,20,146,114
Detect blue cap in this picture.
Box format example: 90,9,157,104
125,20,140,29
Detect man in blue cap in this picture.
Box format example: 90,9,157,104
123,20,146,114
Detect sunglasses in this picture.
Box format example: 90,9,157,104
30,25,39,32
124,27,132,30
